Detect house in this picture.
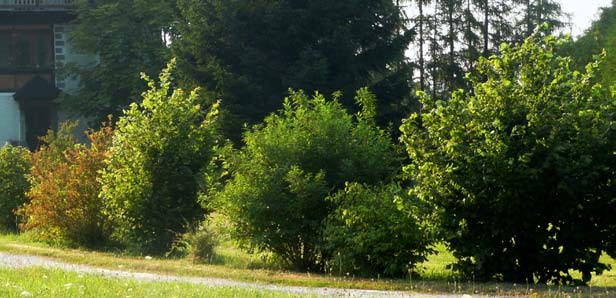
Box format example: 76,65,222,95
0,0,88,150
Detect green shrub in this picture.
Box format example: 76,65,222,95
100,59,220,255
401,32,616,284
217,89,398,271
0,144,30,231
172,221,219,264
324,183,435,277
19,121,113,247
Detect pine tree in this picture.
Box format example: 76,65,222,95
173,0,414,141
513,0,565,41
439,0,464,93
415,0,433,91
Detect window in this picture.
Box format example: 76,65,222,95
0,33,9,67
0,30,52,69
0,28,53,91
37,34,52,68
16,36,31,67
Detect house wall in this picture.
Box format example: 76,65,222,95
55,24,94,92
54,24,94,142
0,93,21,146
0,23,97,148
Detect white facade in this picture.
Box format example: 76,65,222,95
0,93,22,146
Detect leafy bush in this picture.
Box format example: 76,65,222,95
19,121,113,247
401,32,616,284
172,221,219,264
218,89,398,271
324,182,435,277
0,144,30,231
100,60,220,255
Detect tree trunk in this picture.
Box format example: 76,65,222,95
431,12,438,99
447,0,455,92
465,0,473,69
419,0,425,90
483,0,489,57
526,0,532,37
537,0,543,26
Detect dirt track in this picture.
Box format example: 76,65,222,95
0,252,503,298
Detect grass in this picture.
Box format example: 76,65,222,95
0,233,615,297
0,267,304,298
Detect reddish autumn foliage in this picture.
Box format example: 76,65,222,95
19,120,113,247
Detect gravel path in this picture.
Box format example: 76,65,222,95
0,252,501,298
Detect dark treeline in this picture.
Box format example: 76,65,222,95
406,0,566,97
63,0,566,141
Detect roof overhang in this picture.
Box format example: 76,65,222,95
0,10,75,25
14,76,60,104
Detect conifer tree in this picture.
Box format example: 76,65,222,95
173,0,414,140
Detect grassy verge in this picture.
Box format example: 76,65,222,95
0,267,304,298
0,233,615,297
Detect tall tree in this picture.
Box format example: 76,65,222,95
173,0,414,140
461,0,481,72
62,0,175,120
481,0,490,56
415,0,433,91
513,0,565,41
438,0,464,93
425,2,445,99
471,0,514,57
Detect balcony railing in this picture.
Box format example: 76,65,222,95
0,0,73,11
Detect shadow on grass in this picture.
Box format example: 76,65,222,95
1,233,616,297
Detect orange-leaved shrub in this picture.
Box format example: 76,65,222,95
19,120,113,247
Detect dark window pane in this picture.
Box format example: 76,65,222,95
37,34,51,68
0,33,9,67
16,36,31,66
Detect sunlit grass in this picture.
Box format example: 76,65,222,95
0,233,615,297
0,267,303,298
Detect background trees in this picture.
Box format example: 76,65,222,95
567,0,616,87
405,0,566,99
64,0,568,141
172,0,415,141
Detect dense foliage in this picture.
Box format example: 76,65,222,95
19,122,113,247
402,32,616,284
100,60,220,254
218,89,398,271
324,182,435,277
10,0,616,285
0,145,30,231
173,0,414,139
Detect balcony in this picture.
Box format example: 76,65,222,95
0,0,73,11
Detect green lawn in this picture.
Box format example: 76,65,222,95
0,233,615,297
0,267,304,298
